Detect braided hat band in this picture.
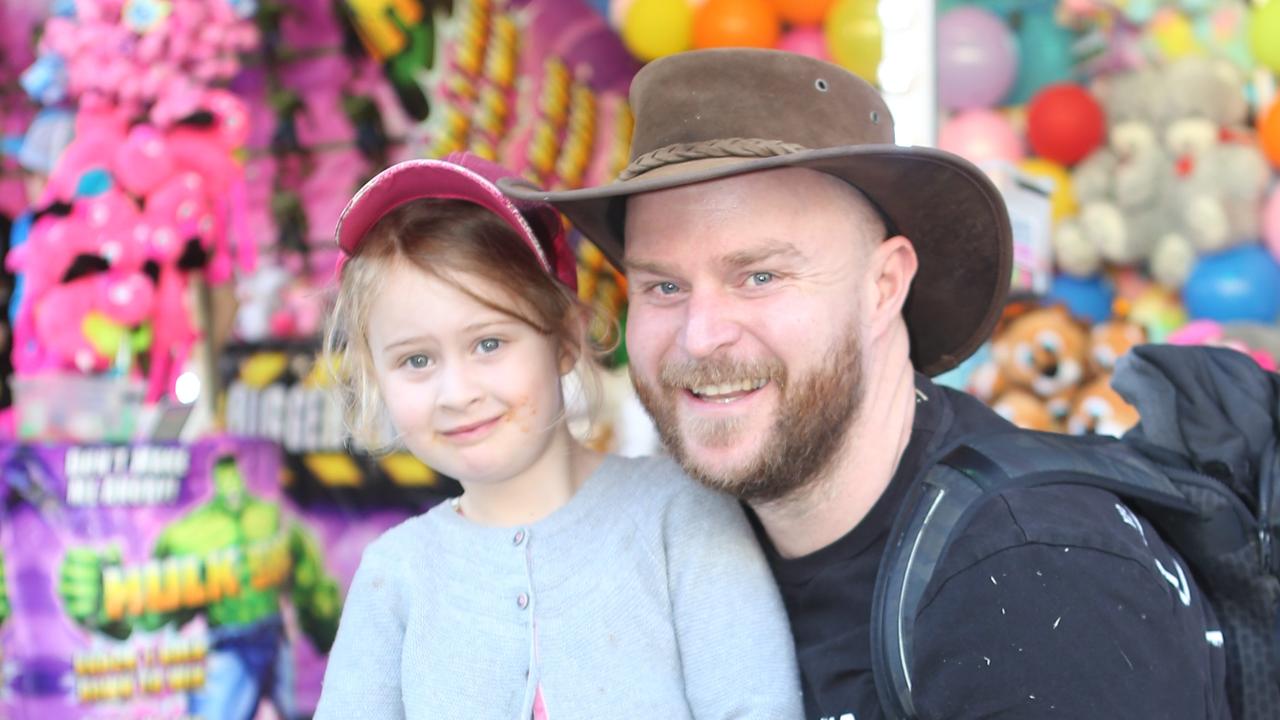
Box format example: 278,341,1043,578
619,138,809,181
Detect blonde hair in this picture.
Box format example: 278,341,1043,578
323,198,610,453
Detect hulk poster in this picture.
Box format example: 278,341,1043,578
0,437,422,719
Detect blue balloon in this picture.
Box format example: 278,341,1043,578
1183,244,1280,323
1008,9,1075,105
1046,273,1114,324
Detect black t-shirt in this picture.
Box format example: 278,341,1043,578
751,375,1230,720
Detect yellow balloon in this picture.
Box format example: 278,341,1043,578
824,0,881,83
1251,0,1280,74
1149,12,1201,60
622,0,694,62
1019,158,1078,223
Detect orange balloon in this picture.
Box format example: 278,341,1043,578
1261,100,1280,170
693,0,781,49
769,0,835,25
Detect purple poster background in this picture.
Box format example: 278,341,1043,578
0,437,416,719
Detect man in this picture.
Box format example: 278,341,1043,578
505,49,1229,718
59,452,342,720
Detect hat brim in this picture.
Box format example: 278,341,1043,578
500,145,1012,376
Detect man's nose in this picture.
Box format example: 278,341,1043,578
680,288,743,359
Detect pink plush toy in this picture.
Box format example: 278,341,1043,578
15,1,260,404
32,0,259,126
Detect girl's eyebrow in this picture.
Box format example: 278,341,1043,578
462,318,520,333
382,334,432,353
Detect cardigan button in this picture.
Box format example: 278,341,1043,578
513,529,526,546
517,592,529,610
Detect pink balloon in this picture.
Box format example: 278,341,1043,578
938,110,1025,166
1264,186,1280,262
937,6,1018,110
776,27,831,61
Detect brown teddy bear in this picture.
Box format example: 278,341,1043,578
1088,319,1147,376
1066,375,1140,438
990,305,1090,423
992,389,1060,433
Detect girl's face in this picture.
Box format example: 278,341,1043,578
366,263,570,486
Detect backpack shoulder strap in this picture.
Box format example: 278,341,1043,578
870,431,1194,719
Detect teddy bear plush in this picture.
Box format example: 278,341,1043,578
1052,67,1178,278
989,305,1091,423
1149,58,1270,287
1053,58,1267,287
1087,318,1147,376
1066,374,1140,438
992,389,1060,433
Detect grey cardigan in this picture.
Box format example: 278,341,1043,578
314,454,803,719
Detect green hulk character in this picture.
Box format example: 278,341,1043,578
58,453,341,720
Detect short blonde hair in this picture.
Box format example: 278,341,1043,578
324,198,604,453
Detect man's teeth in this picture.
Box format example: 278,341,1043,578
691,379,768,397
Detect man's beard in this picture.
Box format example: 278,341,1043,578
633,328,864,504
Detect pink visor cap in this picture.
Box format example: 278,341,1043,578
334,152,577,291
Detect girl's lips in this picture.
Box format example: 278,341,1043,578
440,415,503,442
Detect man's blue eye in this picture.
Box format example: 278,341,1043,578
749,272,774,286
656,282,679,295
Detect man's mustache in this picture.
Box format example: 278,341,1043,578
658,358,787,390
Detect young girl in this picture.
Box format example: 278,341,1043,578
315,153,803,719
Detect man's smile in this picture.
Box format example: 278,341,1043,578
686,378,770,403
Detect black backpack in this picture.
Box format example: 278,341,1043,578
870,344,1280,720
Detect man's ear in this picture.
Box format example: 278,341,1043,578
867,235,918,338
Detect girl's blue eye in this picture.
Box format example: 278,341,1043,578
405,354,431,369
477,338,502,353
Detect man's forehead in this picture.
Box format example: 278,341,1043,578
622,169,884,270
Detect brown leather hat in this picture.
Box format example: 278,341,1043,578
500,48,1012,376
